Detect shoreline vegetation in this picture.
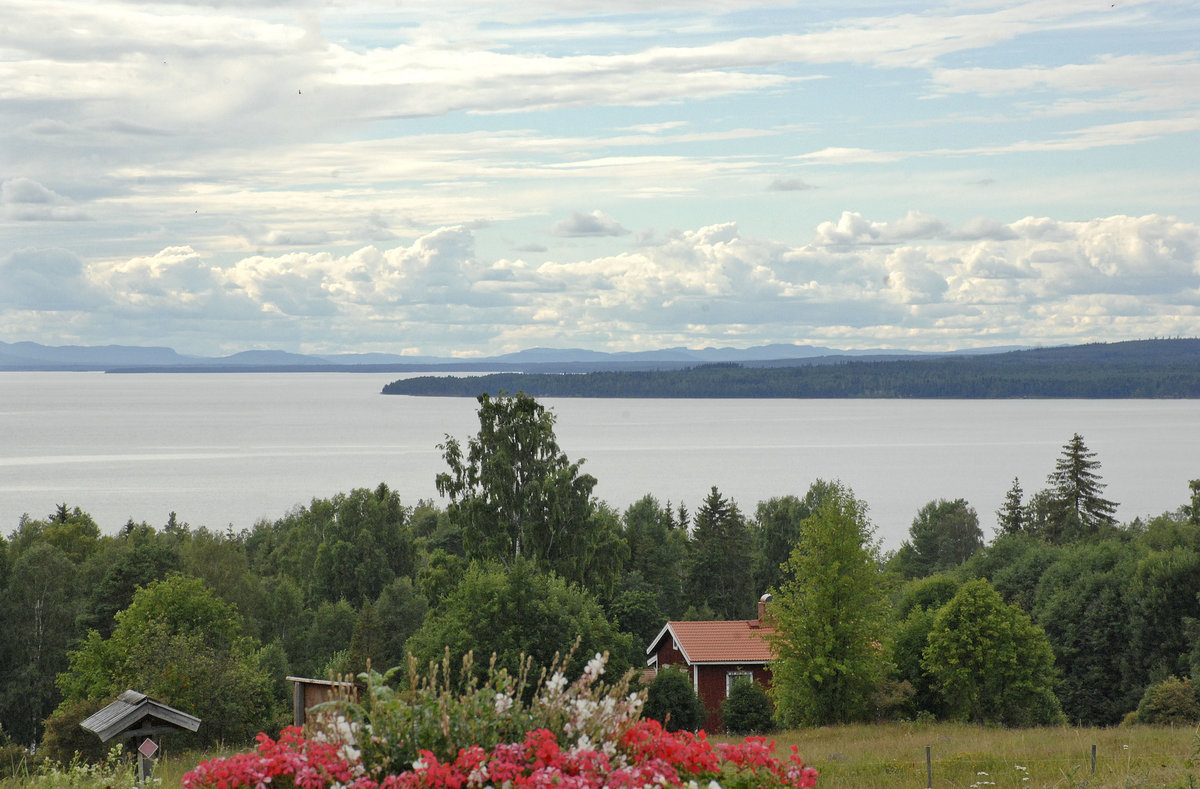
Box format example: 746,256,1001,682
383,338,1200,398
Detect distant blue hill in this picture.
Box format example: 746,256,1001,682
0,338,1029,372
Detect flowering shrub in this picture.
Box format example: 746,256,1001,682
183,650,817,789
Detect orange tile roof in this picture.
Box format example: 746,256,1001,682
651,620,775,664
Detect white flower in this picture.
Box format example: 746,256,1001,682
494,691,514,715
412,757,428,771
545,671,568,695
584,653,606,680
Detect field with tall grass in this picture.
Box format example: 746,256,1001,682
2,723,1197,789
753,722,1200,789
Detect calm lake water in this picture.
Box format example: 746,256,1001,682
2,372,1198,550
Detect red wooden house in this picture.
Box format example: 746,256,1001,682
644,595,775,732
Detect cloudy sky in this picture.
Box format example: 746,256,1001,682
2,0,1198,357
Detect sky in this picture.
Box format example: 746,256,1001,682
2,0,1198,357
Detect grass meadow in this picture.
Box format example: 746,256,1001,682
747,723,1200,789
1,723,1197,789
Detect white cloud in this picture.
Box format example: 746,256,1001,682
551,210,631,237
4,211,1199,353
813,210,946,246
768,178,815,191
1,178,88,221
0,248,101,309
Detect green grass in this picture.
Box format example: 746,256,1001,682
3,723,1197,788
746,722,1200,789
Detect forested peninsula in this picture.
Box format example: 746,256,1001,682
382,338,1200,398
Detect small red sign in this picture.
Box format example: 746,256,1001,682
138,738,158,759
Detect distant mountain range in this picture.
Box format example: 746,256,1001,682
0,339,1030,373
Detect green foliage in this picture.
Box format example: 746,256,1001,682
890,576,960,718
77,540,182,638
436,392,626,595
55,574,282,748
373,576,428,672
9,742,131,788
996,477,1025,536
769,481,890,727
8,505,101,565
621,495,688,619
958,532,1062,612
1134,676,1200,725
922,579,1064,727
1127,545,1200,684
721,678,775,735
606,588,664,655
1031,539,1138,725
643,667,706,732
752,491,826,597
346,600,384,676
894,574,960,620
1028,433,1119,543
405,558,633,683
36,698,108,764
301,599,356,677
248,484,415,607
0,543,82,746
687,487,753,620
326,648,642,774
891,498,982,578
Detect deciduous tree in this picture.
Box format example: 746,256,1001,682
404,558,633,682
922,579,1063,726
769,482,889,727
55,574,281,746
437,393,624,595
891,498,983,578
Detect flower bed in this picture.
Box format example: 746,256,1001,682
183,651,816,789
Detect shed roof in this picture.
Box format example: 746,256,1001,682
646,620,775,665
80,690,201,742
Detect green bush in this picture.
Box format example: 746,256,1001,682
38,698,108,764
1135,676,1199,725
643,668,706,732
721,678,775,734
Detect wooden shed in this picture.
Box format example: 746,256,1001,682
287,676,361,727
80,689,201,743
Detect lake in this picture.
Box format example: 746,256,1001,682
2,372,1197,550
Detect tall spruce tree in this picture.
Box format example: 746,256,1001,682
1044,433,1118,541
686,487,753,620
996,477,1025,536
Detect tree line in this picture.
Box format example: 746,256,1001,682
2,392,1199,760
382,338,1200,398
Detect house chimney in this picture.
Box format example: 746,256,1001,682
757,593,772,625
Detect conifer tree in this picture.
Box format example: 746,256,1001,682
1045,433,1118,540
686,487,752,620
996,477,1025,536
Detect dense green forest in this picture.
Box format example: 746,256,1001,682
382,338,1200,398
3,392,1200,762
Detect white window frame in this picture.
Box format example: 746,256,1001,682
725,670,753,697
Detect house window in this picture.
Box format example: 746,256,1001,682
726,671,753,697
